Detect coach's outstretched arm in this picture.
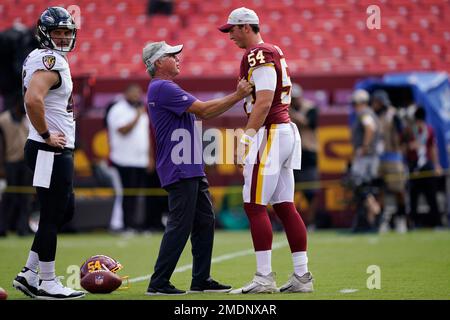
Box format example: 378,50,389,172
25,70,67,149
187,78,252,120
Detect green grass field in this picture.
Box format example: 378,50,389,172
1,230,449,300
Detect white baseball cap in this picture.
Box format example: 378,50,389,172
218,7,259,33
142,41,183,69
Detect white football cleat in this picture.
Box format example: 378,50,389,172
279,272,314,293
36,277,85,300
13,267,39,298
229,272,278,294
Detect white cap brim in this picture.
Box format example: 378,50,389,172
143,43,183,67
166,44,183,55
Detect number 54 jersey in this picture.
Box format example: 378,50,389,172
239,43,292,126
22,48,75,149
239,43,303,205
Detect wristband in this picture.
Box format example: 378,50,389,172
40,130,50,140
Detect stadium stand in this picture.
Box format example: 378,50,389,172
0,0,448,78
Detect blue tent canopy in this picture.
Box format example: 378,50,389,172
355,72,450,169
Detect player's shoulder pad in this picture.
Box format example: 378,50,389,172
27,49,67,72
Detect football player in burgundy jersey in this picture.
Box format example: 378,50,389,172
219,7,314,294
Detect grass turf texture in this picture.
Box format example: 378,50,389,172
1,230,449,300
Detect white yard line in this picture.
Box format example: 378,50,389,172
340,289,359,294
128,240,288,284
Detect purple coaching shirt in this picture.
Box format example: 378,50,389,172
147,79,205,187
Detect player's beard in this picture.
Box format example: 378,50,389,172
51,38,73,56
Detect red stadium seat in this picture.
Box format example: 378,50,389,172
379,56,408,71
2,0,446,76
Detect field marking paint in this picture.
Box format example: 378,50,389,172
340,288,359,294
128,240,288,284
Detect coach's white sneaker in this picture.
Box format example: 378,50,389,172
36,277,85,300
229,272,278,294
13,267,39,298
279,272,314,293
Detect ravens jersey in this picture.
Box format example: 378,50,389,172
22,48,75,148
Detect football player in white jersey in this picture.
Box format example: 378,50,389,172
12,7,84,300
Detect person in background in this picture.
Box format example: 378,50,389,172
370,90,408,233
147,0,174,16
349,89,382,232
0,93,32,237
403,106,443,228
143,124,167,232
289,83,320,230
107,84,163,232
